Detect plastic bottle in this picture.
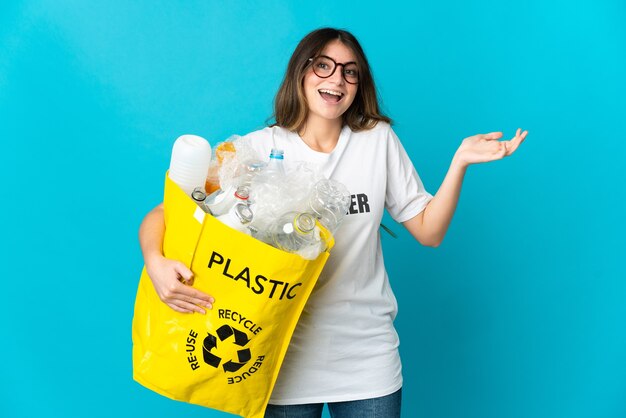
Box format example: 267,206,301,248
308,179,351,234
191,186,212,214
248,149,288,238
237,159,267,189
269,212,324,259
205,185,250,216
204,187,233,216
216,203,253,235
265,148,285,175
250,149,286,189
233,185,250,204
168,135,212,196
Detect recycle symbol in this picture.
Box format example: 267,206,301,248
202,325,251,372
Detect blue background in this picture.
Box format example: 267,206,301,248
2,1,625,417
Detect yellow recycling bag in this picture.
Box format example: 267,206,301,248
132,173,333,418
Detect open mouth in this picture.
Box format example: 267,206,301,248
318,89,344,103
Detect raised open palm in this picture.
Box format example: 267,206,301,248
455,128,528,166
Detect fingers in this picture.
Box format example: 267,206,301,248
154,261,215,314
147,256,217,315
172,261,215,303
513,128,528,142
167,302,195,314
182,286,215,308
504,128,528,156
500,141,508,158
482,132,503,141
168,281,214,309
173,261,194,284
175,275,214,303
167,299,207,314
162,284,214,314
521,129,528,140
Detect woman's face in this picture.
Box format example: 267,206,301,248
303,40,359,126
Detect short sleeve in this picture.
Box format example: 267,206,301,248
385,127,433,222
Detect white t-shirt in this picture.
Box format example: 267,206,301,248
240,122,433,404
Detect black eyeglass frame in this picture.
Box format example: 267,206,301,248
307,55,360,84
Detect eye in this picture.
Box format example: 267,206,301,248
343,65,359,79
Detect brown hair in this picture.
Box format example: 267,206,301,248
272,28,391,132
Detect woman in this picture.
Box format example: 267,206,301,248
139,28,527,417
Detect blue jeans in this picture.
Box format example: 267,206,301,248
264,388,402,418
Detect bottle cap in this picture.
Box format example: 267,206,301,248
294,213,315,234
269,148,284,160
234,186,250,200
191,187,207,202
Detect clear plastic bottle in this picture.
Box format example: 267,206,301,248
216,203,253,235
237,159,267,189
308,179,351,234
251,149,286,189
248,149,287,238
233,185,250,204
265,148,285,176
269,212,324,259
191,186,212,214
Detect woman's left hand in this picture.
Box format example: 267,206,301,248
453,128,528,168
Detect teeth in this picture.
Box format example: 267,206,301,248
319,89,343,97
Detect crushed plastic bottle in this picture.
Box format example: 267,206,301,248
308,179,351,234
237,159,267,189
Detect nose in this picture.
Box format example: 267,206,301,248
329,66,345,85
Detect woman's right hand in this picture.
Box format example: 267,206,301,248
145,254,215,314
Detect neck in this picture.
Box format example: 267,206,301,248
299,115,343,153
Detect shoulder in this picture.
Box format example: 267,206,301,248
349,121,394,139
372,120,393,134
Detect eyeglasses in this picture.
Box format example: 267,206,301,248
307,55,359,84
